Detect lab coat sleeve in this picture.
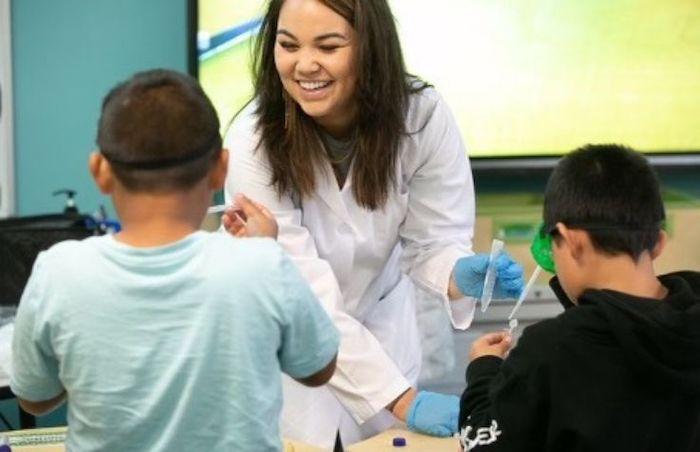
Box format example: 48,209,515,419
224,119,410,424
399,93,477,329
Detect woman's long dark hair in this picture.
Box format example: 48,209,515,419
252,0,426,210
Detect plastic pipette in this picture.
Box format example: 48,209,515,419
507,318,518,334
480,239,505,312
506,265,542,332
207,204,248,229
207,204,229,214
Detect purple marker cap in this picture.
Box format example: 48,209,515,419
392,436,406,447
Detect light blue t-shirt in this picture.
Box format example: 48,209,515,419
10,232,339,452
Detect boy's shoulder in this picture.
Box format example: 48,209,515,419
514,317,562,358
525,301,609,336
38,233,284,270
35,235,108,267
514,302,616,372
203,233,282,258
200,233,289,275
515,305,602,358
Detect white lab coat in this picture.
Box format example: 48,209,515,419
224,87,477,449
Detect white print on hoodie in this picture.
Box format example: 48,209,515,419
459,419,502,451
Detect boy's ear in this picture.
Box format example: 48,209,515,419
651,229,667,260
556,223,587,261
89,151,115,194
208,148,229,191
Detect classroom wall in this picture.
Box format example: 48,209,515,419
12,0,188,216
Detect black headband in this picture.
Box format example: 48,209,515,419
101,133,221,171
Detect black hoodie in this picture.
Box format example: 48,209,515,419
458,271,700,451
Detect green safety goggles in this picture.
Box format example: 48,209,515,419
530,223,557,274
530,220,666,274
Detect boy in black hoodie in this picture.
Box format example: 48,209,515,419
458,144,700,451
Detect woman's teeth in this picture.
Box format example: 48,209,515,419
299,81,331,91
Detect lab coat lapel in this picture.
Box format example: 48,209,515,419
312,158,352,225
308,159,357,293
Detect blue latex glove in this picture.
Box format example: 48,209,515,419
453,252,524,299
406,391,460,437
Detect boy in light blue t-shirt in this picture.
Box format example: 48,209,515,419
10,69,339,452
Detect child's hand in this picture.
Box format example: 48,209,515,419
222,194,278,239
469,331,512,361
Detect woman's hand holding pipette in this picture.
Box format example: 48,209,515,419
469,331,513,360
222,194,278,239
452,253,524,299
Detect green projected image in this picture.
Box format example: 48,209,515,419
197,0,263,130
197,0,700,158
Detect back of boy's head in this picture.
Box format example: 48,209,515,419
96,69,222,192
543,144,665,260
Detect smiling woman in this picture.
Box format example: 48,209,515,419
251,0,420,210
274,0,358,137
222,0,523,449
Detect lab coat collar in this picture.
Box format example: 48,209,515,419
313,158,354,225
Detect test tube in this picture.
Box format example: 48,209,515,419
480,239,505,312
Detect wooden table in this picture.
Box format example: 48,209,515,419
4,426,458,451
347,428,458,451
2,427,320,452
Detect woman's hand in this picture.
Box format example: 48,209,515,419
451,252,524,300
222,194,278,239
387,388,459,437
469,331,513,361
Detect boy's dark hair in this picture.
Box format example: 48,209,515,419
97,69,222,192
543,144,665,260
